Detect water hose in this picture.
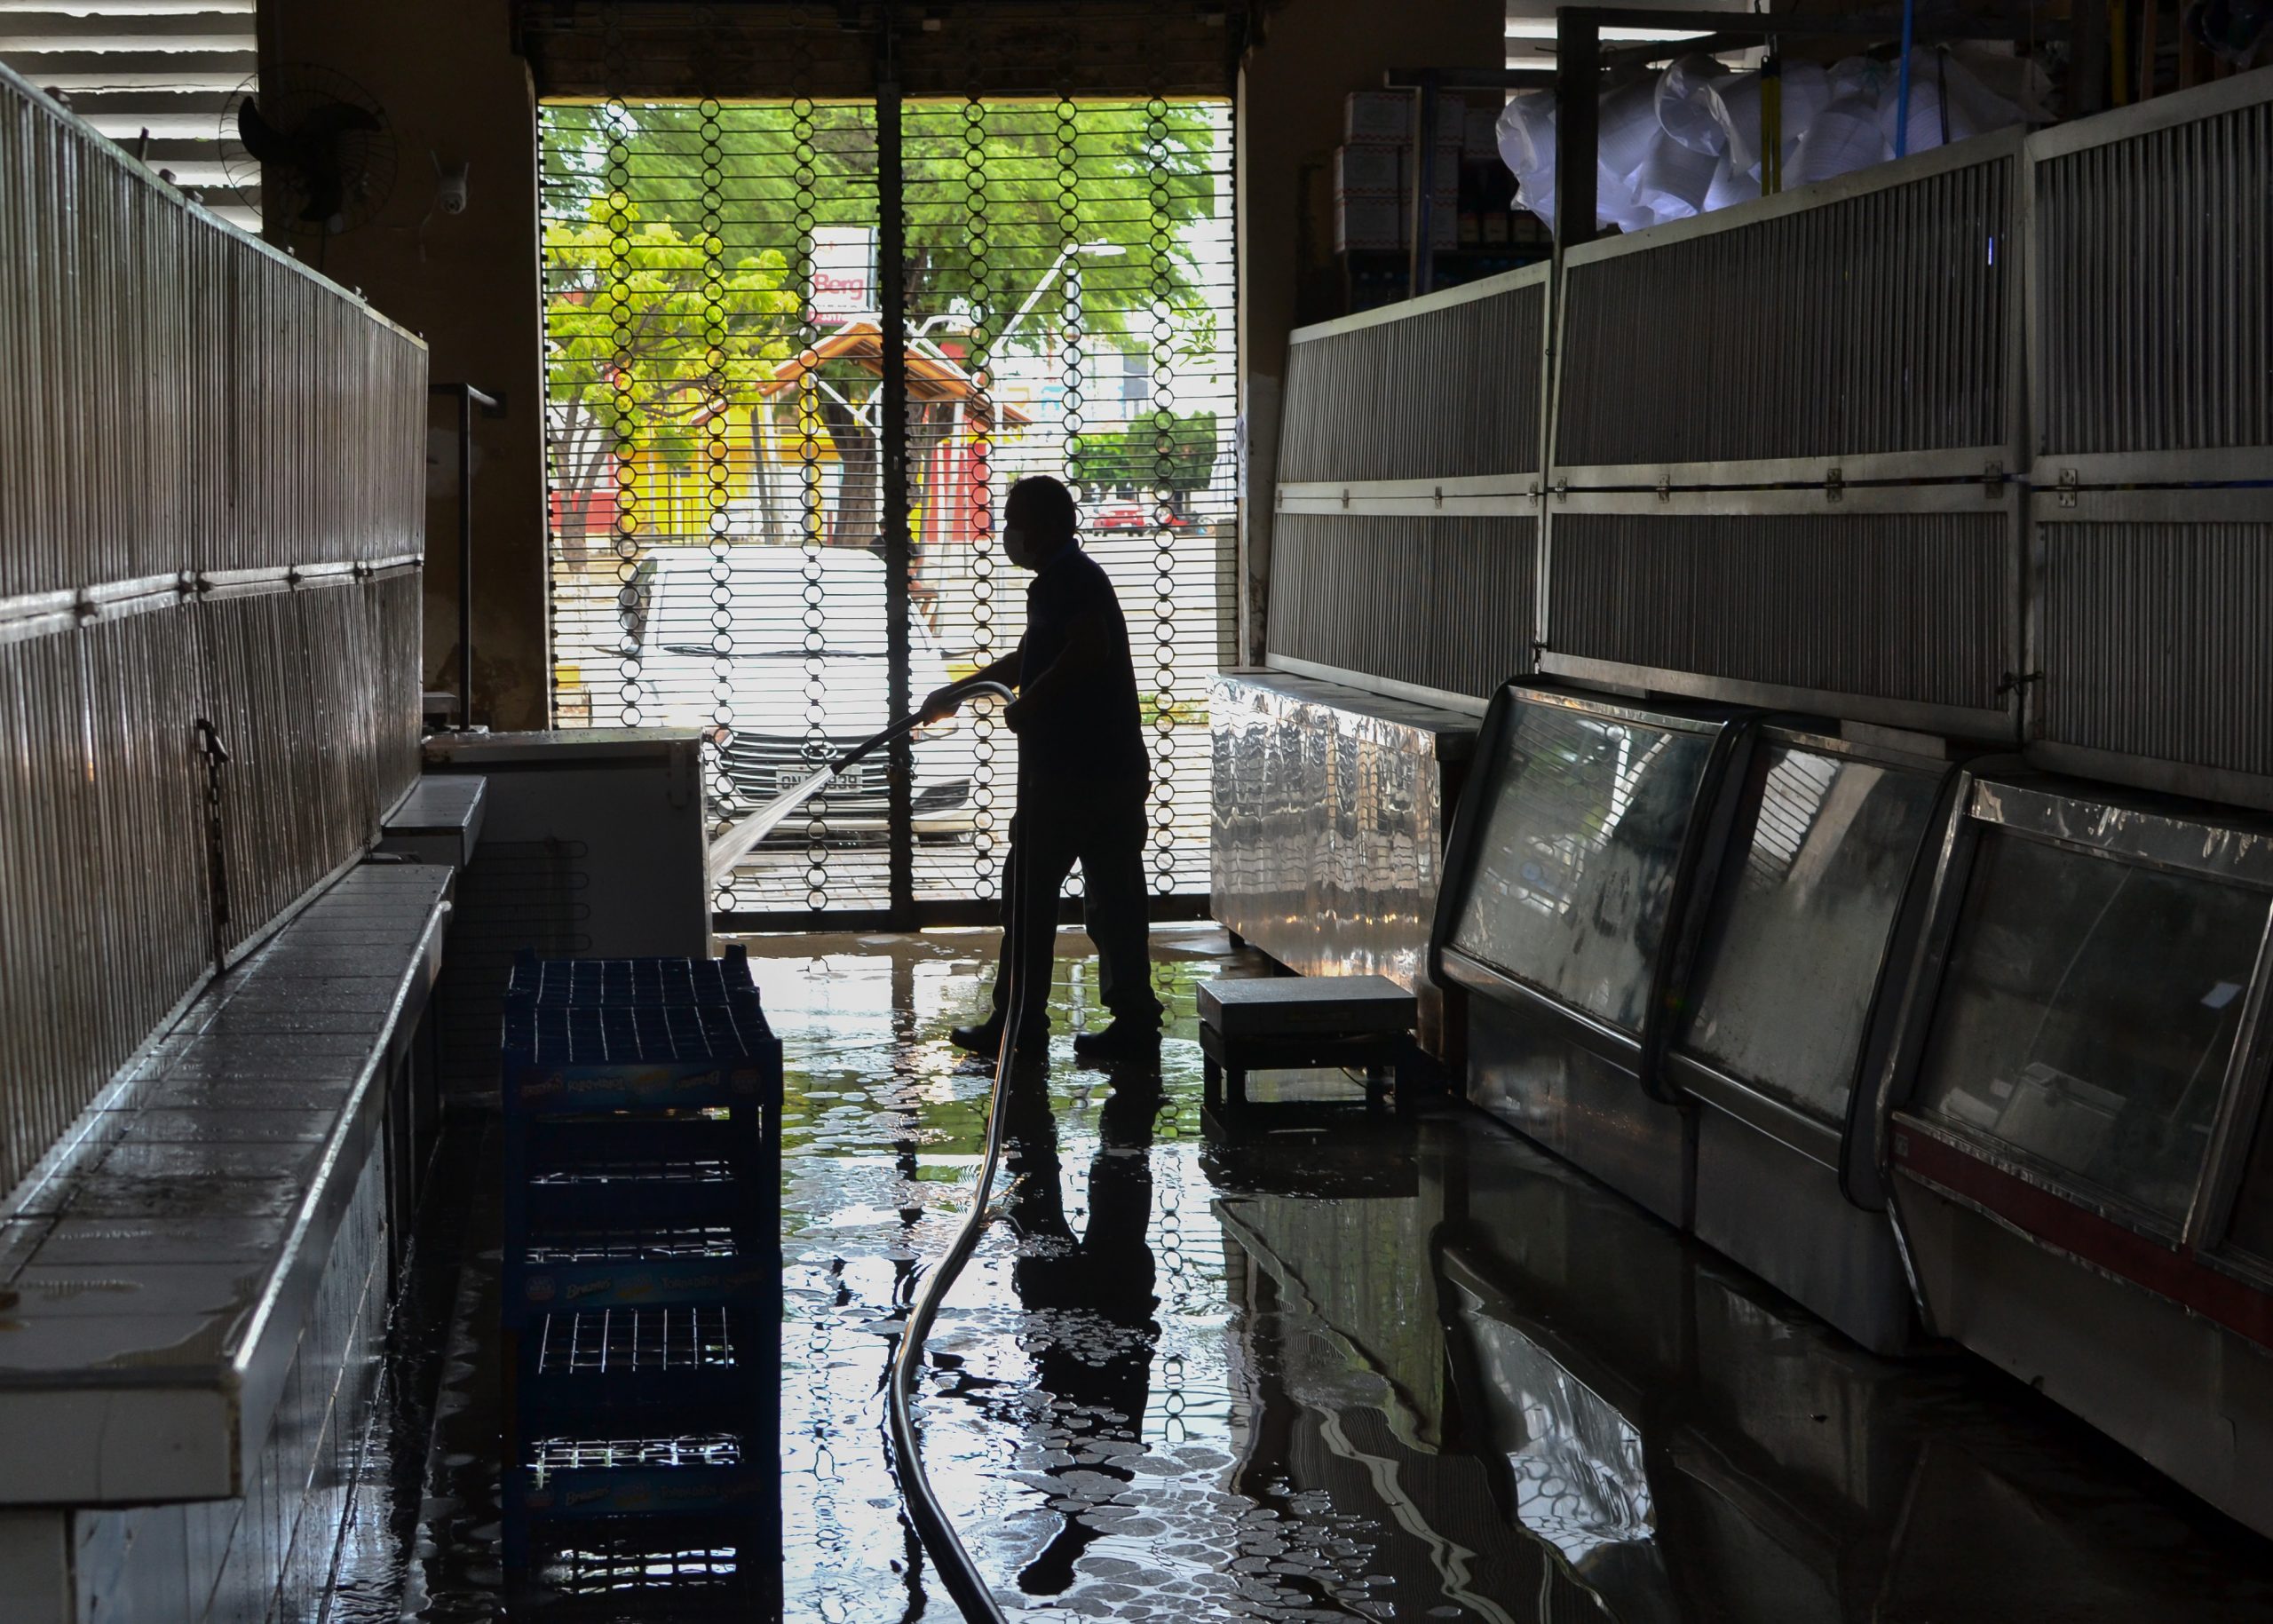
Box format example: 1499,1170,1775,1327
885,730,1028,1623
707,680,1015,890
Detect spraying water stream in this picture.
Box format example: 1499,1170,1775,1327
706,681,1014,891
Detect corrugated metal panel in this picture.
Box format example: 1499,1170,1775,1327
0,60,427,1198
2031,82,2273,468
1266,511,1536,701
81,605,211,1081
1279,277,1547,484
0,631,101,1197
2037,514,2273,779
1545,506,2008,717
369,568,425,812
1555,140,2016,477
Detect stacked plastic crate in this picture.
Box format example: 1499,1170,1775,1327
498,946,783,1610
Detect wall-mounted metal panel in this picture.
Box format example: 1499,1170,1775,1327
1541,487,2019,738
1209,671,1475,1050
2027,70,2273,487
1279,265,1549,485
1553,132,2023,490
2027,487,2273,809
1265,511,1537,702
0,61,429,1200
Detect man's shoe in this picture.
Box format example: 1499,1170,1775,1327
949,1020,1048,1056
1071,1020,1162,1062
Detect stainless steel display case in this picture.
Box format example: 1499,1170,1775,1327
1431,683,1755,1226
1209,670,1476,1051
1665,725,1962,1353
1878,769,2273,1535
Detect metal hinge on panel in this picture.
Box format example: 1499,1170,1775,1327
1526,479,1540,508
1826,467,1844,503
1984,461,2003,497
1553,479,1569,503
1340,487,1350,509
2057,468,2079,509
1656,476,1672,503
1995,669,2044,698
1432,486,1443,509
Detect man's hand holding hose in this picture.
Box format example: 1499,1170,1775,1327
923,652,1023,729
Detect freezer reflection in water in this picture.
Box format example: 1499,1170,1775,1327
1441,1260,1666,1596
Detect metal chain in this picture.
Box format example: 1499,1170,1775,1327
1145,95,1179,894
792,85,830,912
963,96,1000,900
1056,96,1086,508
699,96,738,911
1055,92,1086,900
538,115,568,725
604,78,644,728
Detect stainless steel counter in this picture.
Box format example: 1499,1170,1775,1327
1209,670,1477,1052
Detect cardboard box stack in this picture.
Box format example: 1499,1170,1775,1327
1333,89,1458,253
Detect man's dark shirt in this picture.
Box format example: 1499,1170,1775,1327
1018,543,1147,794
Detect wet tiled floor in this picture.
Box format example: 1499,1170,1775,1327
357,926,2273,1620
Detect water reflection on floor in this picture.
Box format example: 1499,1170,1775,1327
379,925,2273,1620
755,925,2273,1622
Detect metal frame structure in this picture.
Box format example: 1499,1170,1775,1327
1548,129,2029,494
1540,484,2025,739
2022,67,2273,490
2017,71,2273,809
2025,485,2273,810
1271,261,1552,708
1279,258,1553,502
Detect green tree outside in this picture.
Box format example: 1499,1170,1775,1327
542,98,1230,548
545,190,801,557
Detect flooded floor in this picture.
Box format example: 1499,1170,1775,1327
349,925,2273,1620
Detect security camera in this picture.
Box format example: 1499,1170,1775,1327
434,155,470,216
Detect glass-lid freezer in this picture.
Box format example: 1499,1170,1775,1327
1665,725,1961,1352
1882,770,2273,1538
1432,684,1756,1227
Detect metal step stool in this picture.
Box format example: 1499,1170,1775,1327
1197,974,1416,1112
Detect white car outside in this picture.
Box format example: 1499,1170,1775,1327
628,544,975,839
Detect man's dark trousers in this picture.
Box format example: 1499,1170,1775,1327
988,772,1161,1034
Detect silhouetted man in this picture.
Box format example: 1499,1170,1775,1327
922,475,1162,1060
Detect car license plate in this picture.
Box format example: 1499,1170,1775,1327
776,768,807,790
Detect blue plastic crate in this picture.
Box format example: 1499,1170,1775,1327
505,944,760,1010
496,949,782,1597
503,1001,782,1114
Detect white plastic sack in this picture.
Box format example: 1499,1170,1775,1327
1501,45,2041,235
